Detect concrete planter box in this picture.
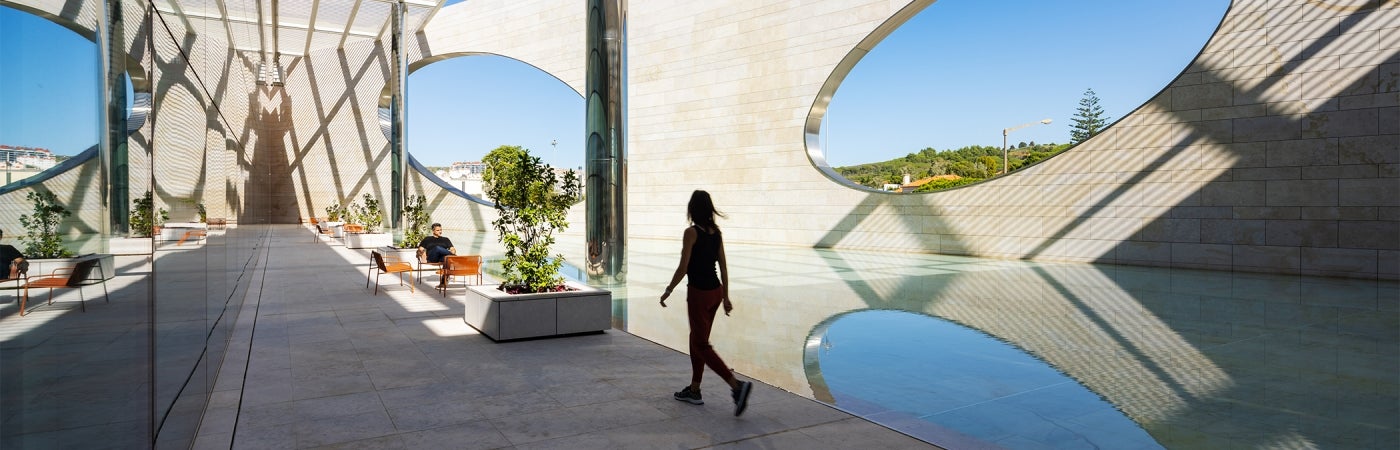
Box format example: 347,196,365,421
27,254,116,281
464,281,612,341
344,232,391,249
109,237,153,255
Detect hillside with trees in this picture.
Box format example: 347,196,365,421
833,142,1071,192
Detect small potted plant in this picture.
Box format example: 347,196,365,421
398,195,430,249
129,190,169,239
325,202,344,222
343,193,391,249
462,145,610,340
111,190,166,254
383,194,431,261
323,202,345,236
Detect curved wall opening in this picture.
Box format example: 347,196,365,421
405,54,585,201
807,0,1228,194
0,5,106,188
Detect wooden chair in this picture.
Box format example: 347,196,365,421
21,256,109,316
367,250,414,295
436,255,483,296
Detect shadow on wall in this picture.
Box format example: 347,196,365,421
245,85,296,224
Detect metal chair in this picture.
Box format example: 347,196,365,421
436,255,483,296
415,248,443,286
21,256,109,316
367,250,414,295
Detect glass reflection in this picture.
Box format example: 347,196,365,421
808,310,1158,448
604,240,1399,449
0,2,151,448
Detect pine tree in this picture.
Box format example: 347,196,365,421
1070,88,1109,145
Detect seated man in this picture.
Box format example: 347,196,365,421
417,223,456,287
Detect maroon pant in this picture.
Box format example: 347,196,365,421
687,286,734,385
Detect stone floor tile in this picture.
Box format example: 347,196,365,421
293,409,398,448
395,420,512,450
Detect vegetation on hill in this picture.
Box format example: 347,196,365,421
833,142,1071,191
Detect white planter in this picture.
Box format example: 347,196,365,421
157,222,207,243
27,254,116,281
325,221,345,238
109,237,153,255
464,281,612,341
344,232,391,249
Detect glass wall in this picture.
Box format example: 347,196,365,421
147,0,266,446
1,0,267,448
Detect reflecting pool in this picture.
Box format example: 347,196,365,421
568,238,1398,449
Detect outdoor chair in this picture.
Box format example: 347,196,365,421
310,217,336,242
436,255,483,296
416,248,444,286
177,229,206,246
367,250,414,295
1,270,27,314
20,256,109,316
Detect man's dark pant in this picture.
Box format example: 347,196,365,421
426,246,452,263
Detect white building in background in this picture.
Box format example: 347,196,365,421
0,145,58,170
434,161,584,201
436,161,485,198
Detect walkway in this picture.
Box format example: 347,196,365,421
195,225,934,449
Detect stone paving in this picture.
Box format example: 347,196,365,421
194,226,935,449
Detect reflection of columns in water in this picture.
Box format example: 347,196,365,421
99,0,129,236
389,1,408,230
585,0,626,281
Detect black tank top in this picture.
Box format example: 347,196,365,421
686,226,721,290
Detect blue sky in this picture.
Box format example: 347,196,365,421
1,1,1226,170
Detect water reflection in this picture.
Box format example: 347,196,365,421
602,241,1398,449
808,310,1159,448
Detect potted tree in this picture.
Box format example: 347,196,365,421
462,145,610,340
343,193,391,249
324,202,346,237
110,190,167,254
19,191,114,281
382,194,431,262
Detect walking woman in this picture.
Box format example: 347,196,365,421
659,190,753,416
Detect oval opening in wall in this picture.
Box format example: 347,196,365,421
806,0,1228,194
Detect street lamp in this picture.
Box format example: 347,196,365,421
1002,118,1052,175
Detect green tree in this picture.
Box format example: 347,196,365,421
130,190,169,238
1070,88,1109,145
483,145,582,293
18,191,75,258
398,195,431,248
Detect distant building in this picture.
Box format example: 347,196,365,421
0,145,58,170
436,161,486,197
434,161,583,200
